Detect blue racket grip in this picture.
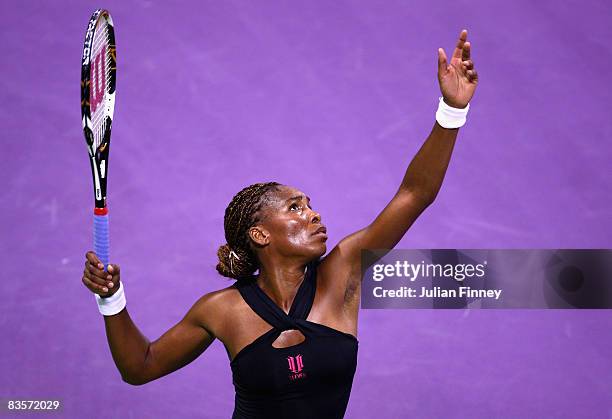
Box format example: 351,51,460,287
93,212,110,271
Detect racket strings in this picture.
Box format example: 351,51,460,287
90,19,111,150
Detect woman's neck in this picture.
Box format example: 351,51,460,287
256,262,308,313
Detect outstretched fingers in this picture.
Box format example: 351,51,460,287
460,42,477,82
438,48,449,74
462,41,471,61
452,29,468,61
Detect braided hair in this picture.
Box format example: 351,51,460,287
216,182,281,281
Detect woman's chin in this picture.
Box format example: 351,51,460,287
315,244,327,258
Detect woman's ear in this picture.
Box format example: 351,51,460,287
249,226,270,246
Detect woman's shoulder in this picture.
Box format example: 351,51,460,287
190,282,243,337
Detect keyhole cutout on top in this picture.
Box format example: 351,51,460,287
272,329,306,349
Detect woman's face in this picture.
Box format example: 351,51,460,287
255,185,327,259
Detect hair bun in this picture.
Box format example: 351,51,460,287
215,244,235,279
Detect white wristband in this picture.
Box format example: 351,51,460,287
95,281,126,316
435,97,470,129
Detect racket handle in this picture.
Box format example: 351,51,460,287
94,212,110,271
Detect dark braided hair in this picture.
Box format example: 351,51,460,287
216,182,282,281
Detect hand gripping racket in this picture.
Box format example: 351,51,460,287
81,10,116,270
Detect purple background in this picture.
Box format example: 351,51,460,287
2,0,611,417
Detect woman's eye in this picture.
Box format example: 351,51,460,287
289,203,300,211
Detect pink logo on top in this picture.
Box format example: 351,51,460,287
287,354,307,380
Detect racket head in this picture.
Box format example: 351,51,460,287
81,9,116,209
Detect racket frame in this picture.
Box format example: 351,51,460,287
80,9,116,212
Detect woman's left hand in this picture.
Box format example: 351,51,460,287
438,29,478,109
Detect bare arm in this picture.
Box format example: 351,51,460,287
346,120,458,250
83,252,216,385
319,123,457,281
320,30,479,293
104,297,215,385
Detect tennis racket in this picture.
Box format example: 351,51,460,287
80,9,117,271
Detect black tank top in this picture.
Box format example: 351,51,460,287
231,259,359,419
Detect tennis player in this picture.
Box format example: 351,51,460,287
82,29,478,418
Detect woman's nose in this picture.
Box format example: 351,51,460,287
310,210,321,224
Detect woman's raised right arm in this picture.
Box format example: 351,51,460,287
83,251,216,385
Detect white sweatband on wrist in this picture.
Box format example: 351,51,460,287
95,281,126,316
435,97,470,129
